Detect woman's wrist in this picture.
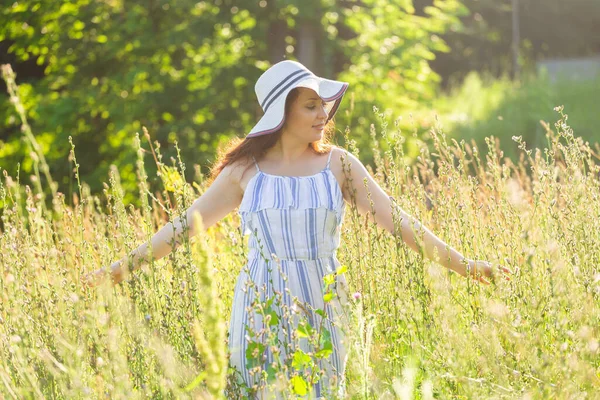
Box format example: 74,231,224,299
109,259,126,283
450,256,471,277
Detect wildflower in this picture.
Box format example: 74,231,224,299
353,292,361,301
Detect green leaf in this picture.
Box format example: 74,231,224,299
291,375,308,396
266,365,278,382
315,348,333,359
245,341,265,369
297,321,313,338
267,309,279,326
183,371,207,392
316,329,333,358
265,296,274,308
292,350,312,370
336,265,348,275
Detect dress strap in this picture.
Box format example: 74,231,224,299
325,147,335,169
251,155,261,172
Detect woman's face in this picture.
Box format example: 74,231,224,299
282,88,328,143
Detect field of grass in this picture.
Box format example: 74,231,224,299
1,68,600,398
409,72,600,163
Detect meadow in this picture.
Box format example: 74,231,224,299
424,72,600,161
1,69,599,398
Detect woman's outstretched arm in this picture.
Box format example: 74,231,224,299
336,149,510,284
85,162,245,286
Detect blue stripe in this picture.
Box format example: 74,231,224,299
273,178,279,209
304,209,312,260
263,257,270,374
291,177,298,208
280,209,290,260
323,171,334,210
263,72,312,112
289,211,297,259
317,258,341,374
283,209,296,261
279,261,293,353
276,178,282,208
260,69,305,109
233,161,348,391
258,211,277,257
250,173,265,212
330,210,337,242
321,209,328,247
296,260,315,327
241,257,260,384
309,209,317,260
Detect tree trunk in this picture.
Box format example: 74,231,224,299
267,20,287,64
296,19,323,75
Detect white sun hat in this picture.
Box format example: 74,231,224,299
246,60,349,138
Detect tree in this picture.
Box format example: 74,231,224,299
421,0,600,84
1,0,463,202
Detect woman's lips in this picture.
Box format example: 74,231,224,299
313,124,324,130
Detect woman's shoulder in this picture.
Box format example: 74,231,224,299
223,155,260,193
328,145,364,177
215,155,254,184
328,145,353,164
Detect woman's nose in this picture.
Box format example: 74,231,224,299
318,103,328,119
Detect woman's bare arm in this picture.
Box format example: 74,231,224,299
88,162,245,285
337,149,509,283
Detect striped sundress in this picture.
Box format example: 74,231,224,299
227,148,350,399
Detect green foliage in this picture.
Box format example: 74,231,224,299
1,0,463,204
226,256,348,397
1,0,263,202
427,72,600,160
2,110,600,397
426,0,600,80
333,0,465,161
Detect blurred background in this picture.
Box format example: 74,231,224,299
1,0,599,204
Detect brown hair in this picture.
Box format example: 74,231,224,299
209,88,336,183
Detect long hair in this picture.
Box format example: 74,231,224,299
209,88,336,183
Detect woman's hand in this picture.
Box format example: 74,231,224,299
81,261,125,288
465,259,512,285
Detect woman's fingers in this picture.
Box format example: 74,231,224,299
468,260,491,280
492,264,513,282
468,260,513,284
81,268,107,288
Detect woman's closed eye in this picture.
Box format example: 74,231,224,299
308,102,326,110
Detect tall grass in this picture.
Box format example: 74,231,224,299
2,64,599,398
412,71,600,161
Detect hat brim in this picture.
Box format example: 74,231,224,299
246,77,348,139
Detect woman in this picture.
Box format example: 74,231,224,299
86,60,509,398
